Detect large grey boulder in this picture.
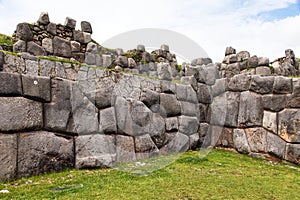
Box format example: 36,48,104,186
114,56,128,67
85,52,96,65
180,101,198,117
0,134,17,181
218,128,234,148
197,83,213,104
53,36,72,58
141,88,160,109
160,132,189,154
135,134,159,159
0,97,43,132
157,63,172,80
224,63,240,78
81,21,92,33
160,93,181,117
223,54,238,64
25,59,39,76
13,40,26,53
116,135,136,163
245,128,267,153
86,77,115,109
262,94,287,112
76,134,116,168
237,51,250,62
44,78,73,132
247,55,259,68
227,74,251,92
47,22,57,35
191,58,212,66
233,129,250,153
278,109,300,143
250,76,274,94
22,74,51,102
258,57,269,66
166,117,178,132
0,72,22,96
115,97,165,137
27,41,47,56
42,38,53,54
224,92,240,127
67,83,99,134
211,78,226,97
238,91,263,127
273,76,292,94
287,79,300,108
18,131,74,178
285,144,300,164
255,67,271,76
16,23,33,41
99,107,117,134
263,111,277,134
178,116,199,135
267,132,286,159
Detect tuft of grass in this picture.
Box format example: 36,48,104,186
0,33,13,46
0,149,299,200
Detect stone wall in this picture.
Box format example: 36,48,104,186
11,13,179,78
0,51,299,182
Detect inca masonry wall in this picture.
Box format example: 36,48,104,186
0,51,299,182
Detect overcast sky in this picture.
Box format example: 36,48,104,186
0,0,299,62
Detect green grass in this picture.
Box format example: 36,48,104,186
0,149,299,200
0,34,12,46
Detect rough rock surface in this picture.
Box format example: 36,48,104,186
0,97,43,131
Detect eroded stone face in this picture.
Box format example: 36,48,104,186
0,97,43,132
18,131,74,178
278,109,300,143
0,134,17,181
76,134,116,168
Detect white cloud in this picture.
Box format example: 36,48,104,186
0,0,299,62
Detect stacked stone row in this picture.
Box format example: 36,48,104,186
219,47,299,78
12,12,95,63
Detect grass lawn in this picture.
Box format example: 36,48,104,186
0,149,299,200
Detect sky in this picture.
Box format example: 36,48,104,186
0,0,299,62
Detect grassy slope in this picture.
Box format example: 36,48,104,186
0,149,299,200
0,33,12,45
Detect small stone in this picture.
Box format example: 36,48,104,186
71,41,81,52
65,17,76,29
86,42,97,53
256,66,271,76
247,56,259,68
81,21,92,33
42,38,53,54
225,46,236,56
236,51,250,62
47,22,57,35
38,12,50,25
53,36,71,58
16,23,33,41
128,58,137,68
83,32,91,44
258,57,270,66
137,44,145,52
13,40,26,53
116,48,124,56
161,44,169,52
